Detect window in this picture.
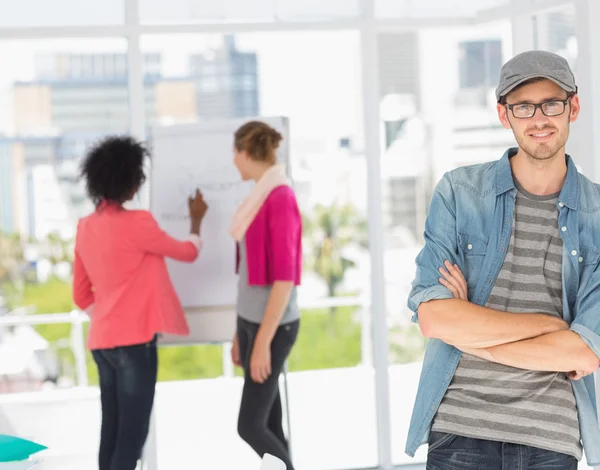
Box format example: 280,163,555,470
141,31,375,470
140,0,360,24
115,55,128,78
459,39,503,89
0,0,124,27
70,55,83,78
1,39,130,225
376,23,514,465
0,38,131,463
199,76,219,93
536,4,577,69
1,3,593,470
241,75,255,90
376,0,510,19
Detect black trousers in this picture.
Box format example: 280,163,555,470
237,317,300,470
91,336,158,470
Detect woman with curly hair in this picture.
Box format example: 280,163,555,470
73,136,208,470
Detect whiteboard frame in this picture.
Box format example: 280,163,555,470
148,116,291,345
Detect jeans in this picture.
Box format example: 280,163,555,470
91,336,158,470
427,432,578,470
237,317,299,470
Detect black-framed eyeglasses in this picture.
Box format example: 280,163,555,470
506,98,571,119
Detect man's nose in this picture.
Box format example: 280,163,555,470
530,106,550,126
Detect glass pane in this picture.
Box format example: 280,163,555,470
535,4,576,67
0,37,129,391
142,30,375,470
277,0,361,20
140,0,360,24
376,0,510,19
157,344,224,380
0,0,124,27
0,386,100,468
379,21,516,466
0,38,129,467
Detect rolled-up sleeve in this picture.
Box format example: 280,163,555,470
73,243,94,310
407,173,459,323
571,262,600,359
134,211,201,262
268,187,301,282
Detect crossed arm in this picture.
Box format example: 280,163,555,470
413,174,599,380
418,261,600,380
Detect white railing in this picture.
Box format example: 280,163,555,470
0,296,371,388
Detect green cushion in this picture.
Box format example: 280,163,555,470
0,435,46,462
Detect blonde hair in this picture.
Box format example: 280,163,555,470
234,121,283,164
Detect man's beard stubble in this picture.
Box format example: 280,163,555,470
513,123,569,164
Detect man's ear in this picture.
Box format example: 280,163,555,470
569,94,581,123
497,102,511,130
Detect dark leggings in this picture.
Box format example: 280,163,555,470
236,317,299,470
91,336,158,470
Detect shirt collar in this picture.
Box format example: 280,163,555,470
98,200,124,211
495,147,579,210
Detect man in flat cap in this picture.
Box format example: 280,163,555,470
406,50,600,469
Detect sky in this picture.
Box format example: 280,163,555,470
0,0,520,138
0,0,513,28
0,31,363,146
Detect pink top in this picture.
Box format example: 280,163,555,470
236,185,302,285
73,202,201,350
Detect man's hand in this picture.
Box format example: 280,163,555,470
439,260,468,300
438,264,598,374
568,370,595,381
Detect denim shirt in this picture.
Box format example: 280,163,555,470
406,148,600,466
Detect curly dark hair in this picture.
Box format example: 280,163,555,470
80,136,148,207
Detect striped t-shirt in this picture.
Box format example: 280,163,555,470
432,180,582,459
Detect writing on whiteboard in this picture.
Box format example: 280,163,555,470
159,165,251,220
149,116,289,312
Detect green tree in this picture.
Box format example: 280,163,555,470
388,324,428,364
44,231,73,265
302,203,368,308
0,232,24,282
13,277,364,384
0,232,26,306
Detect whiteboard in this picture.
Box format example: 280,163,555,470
149,116,290,344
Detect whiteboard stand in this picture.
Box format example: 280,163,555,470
141,408,158,470
140,347,293,470
158,307,237,346
282,360,293,463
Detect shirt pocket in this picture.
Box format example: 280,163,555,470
578,246,600,267
577,246,600,288
457,232,489,299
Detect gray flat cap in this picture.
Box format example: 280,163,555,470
495,50,577,101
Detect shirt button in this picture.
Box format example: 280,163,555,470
572,250,578,256
579,257,584,263
561,227,567,232
468,244,473,250
559,202,565,208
